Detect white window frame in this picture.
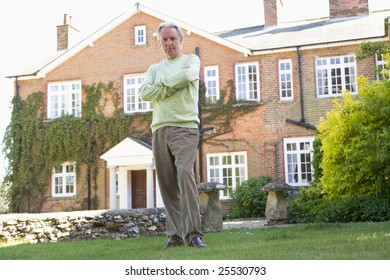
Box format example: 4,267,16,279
47,80,82,119
279,59,293,101
283,137,315,187
207,152,248,199
375,53,389,80
204,66,220,103
315,55,357,98
52,162,76,197
134,26,146,45
235,62,260,101
123,74,151,113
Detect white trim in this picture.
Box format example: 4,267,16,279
51,162,76,197
235,62,260,102
283,137,315,187
206,151,248,199
278,59,294,101
315,54,358,98
47,80,82,119
123,74,150,113
134,25,146,45
204,65,220,103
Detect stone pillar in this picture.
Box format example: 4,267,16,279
198,182,228,232
108,166,117,210
263,182,291,225
118,167,130,209
146,164,154,208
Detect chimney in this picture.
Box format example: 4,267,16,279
329,0,369,19
56,14,79,51
264,0,278,26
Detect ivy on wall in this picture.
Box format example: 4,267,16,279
200,79,259,144
2,79,257,213
2,82,135,213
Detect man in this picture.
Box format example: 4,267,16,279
140,22,207,249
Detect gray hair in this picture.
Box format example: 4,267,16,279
156,22,184,41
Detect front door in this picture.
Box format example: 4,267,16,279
131,170,146,208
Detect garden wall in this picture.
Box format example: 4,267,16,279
0,208,166,245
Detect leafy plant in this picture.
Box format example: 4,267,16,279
227,176,272,219
1,82,133,213
288,195,390,224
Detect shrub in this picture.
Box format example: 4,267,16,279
227,176,272,219
288,195,390,224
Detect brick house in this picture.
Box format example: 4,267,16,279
6,0,390,213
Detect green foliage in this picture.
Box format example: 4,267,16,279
311,137,323,182
2,222,390,260
356,41,390,79
2,82,132,213
227,176,272,219
200,80,259,138
288,195,390,224
317,76,390,199
355,41,390,61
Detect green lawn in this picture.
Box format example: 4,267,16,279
1,221,389,260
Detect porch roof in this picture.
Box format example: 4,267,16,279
100,137,153,167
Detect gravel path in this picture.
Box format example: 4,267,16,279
223,219,268,230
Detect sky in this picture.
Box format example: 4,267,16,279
0,0,389,181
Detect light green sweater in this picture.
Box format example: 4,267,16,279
139,54,200,133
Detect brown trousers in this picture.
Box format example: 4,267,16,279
152,126,203,245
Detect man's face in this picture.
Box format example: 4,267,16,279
159,26,183,60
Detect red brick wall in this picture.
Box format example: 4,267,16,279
264,0,278,26
16,12,381,212
329,0,369,18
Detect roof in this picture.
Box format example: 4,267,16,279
218,10,390,54
7,3,250,79
7,5,390,79
100,137,152,167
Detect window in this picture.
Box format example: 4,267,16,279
235,62,260,101
207,152,248,199
279,59,293,101
52,163,76,197
134,26,146,45
315,55,357,97
375,54,389,80
284,137,314,186
204,66,220,103
124,74,151,113
47,81,81,119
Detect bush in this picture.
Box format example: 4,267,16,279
227,176,272,219
288,195,390,223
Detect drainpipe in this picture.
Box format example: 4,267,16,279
195,47,204,182
297,47,305,124
15,77,20,98
286,46,316,130
195,47,215,183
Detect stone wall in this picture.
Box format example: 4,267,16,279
0,208,166,245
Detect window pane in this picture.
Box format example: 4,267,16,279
207,152,247,198
284,138,314,186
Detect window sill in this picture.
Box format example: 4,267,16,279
49,195,77,200
132,43,149,48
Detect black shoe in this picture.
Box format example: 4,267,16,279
190,237,208,248
163,241,183,250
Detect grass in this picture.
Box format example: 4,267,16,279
1,221,389,260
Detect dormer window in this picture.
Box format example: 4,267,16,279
134,25,146,45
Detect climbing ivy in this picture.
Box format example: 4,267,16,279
2,82,132,213
200,79,259,143
2,79,257,213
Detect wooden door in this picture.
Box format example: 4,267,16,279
131,170,146,208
